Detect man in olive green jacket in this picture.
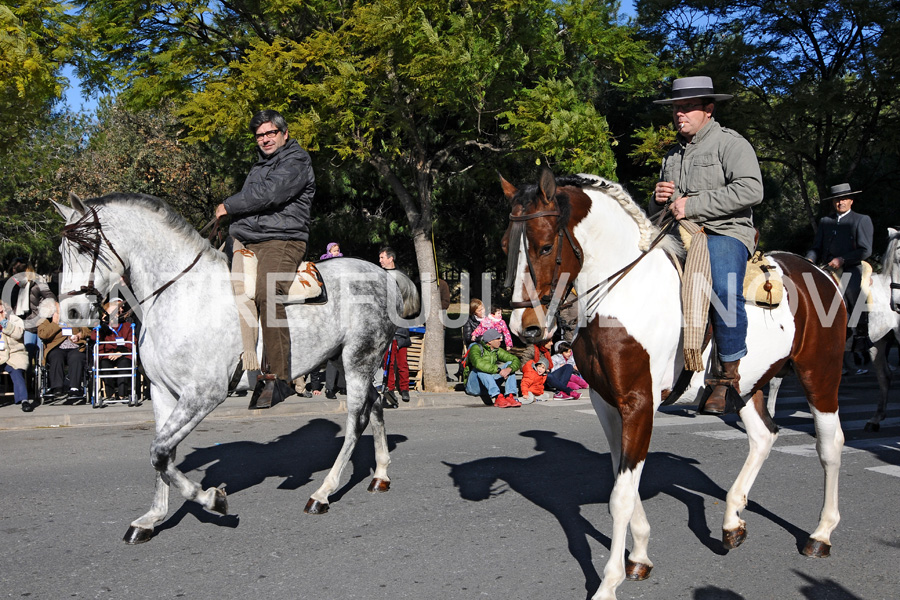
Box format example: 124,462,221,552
649,76,764,415
463,329,522,408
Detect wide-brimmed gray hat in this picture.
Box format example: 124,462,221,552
822,183,862,202
653,76,734,105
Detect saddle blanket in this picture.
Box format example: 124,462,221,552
232,242,325,304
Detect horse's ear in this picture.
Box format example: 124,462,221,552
68,191,88,214
51,199,78,221
499,174,518,202
889,227,899,238
538,168,556,206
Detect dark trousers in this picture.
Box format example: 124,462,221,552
546,364,574,394
246,239,307,381
325,359,345,393
100,357,132,397
46,347,86,391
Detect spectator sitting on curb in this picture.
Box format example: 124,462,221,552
463,329,521,408
548,341,583,399
519,355,551,404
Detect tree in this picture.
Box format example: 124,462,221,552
634,0,900,253
75,0,661,389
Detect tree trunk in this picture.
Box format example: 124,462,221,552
411,229,449,392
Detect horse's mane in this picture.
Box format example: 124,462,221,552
884,231,900,281
85,193,224,262
555,174,685,258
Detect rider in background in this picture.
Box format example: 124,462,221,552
805,182,874,373
649,76,764,415
215,109,315,408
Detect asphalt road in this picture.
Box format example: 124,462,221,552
1,375,898,600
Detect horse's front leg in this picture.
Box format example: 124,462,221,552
591,394,654,600
124,471,169,544
123,383,227,543
305,377,376,514
722,391,778,549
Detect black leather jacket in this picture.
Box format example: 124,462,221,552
224,138,315,244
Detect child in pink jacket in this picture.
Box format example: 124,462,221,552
471,306,513,350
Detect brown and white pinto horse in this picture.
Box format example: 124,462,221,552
501,169,847,600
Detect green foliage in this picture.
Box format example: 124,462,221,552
50,101,233,228
635,0,900,251
503,77,617,177
0,110,89,272
0,0,74,154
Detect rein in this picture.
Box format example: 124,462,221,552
62,207,216,316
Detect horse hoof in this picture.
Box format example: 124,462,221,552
864,422,880,433
304,498,329,514
625,559,652,581
723,526,747,550
123,525,154,544
211,487,228,515
367,478,391,493
802,538,831,558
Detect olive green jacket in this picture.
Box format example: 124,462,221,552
649,118,763,254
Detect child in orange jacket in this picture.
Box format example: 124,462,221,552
519,356,551,404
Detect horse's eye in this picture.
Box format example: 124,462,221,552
540,244,553,256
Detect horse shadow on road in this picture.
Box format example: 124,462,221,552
152,418,408,536
444,429,812,599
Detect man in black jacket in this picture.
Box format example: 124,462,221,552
215,109,315,407
806,182,874,354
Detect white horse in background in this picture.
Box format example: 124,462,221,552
863,228,900,431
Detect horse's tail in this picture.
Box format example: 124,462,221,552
387,269,420,318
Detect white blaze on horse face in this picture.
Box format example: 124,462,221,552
508,231,530,338
508,232,557,341
58,239,108,326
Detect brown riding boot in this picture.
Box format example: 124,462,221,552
701,360,741,415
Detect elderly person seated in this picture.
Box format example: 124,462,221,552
37,302,92,401
1,303,32,411
462,329,521,408
93,299,134,401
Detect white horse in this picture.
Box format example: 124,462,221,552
54,193,418,543
863,228,900,431
501,170,846,600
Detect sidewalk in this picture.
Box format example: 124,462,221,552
0,386,482,431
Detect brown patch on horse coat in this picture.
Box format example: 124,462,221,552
574,315,654,473
773,254,846,414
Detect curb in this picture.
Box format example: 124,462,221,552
0,389,485,431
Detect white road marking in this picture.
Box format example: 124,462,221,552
866,465,900,478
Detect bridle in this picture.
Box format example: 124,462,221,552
505,199,677,317
61,206,207,318
505,208,583,311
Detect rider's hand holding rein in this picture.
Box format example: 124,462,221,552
654,180,687,220
214,203,228,220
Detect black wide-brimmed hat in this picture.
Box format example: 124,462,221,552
653,76,734,105
823,183,862,202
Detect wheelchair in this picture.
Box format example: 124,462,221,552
90,322,141,408
35,336,93,406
